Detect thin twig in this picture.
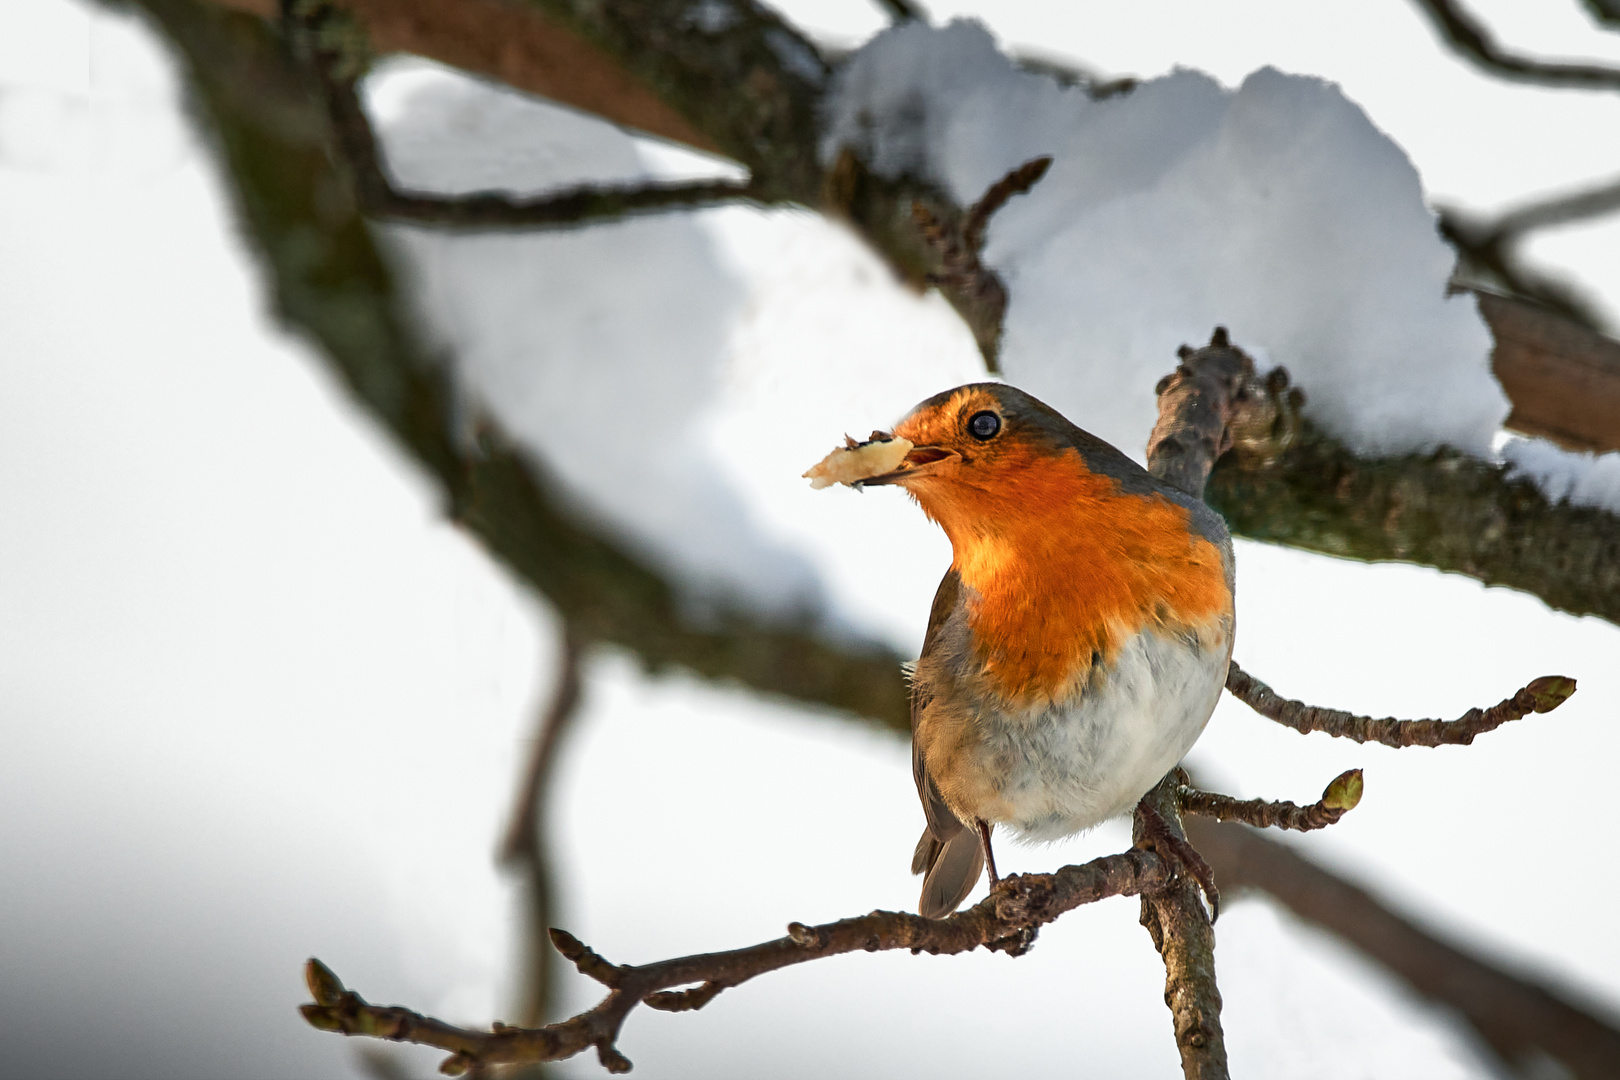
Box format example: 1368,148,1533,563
1487,173,1620,237
499,633,586,866
910,155,1052,370
1179,769,1363,832
300,848,1176,1074
960,155,1051,252
1225,662,1575,746
1437,173,1620,333
1410,0,1620,90
287,2,765,231
871,0,926,23
499,631,588,1029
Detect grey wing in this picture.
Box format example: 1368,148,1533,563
912,570,967,852
908,569,987,917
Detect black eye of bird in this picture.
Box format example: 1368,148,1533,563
967,411,1001,441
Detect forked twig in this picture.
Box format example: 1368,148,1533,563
1410,0,1620,90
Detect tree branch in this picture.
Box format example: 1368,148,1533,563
1178,769,1364,832
1133,327,1294,1080
1224,663,1576,746
127,0,914,733
1133,779,1228,1078
285,1,767,230
1205,417,1620,628
176,0,1620,638
300,848,1177,1073
871,0,926,24
498,632,588,1029
1187,816,1620,1080
1481,289,1620,451
1410,0,1620,90
909,155,1051,368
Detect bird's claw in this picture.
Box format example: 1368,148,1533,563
1134,801,1221,923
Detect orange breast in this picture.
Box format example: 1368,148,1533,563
916,446,1231,709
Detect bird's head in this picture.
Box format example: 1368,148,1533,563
855,383,1092,541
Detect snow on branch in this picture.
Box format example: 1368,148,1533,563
289,1,768,230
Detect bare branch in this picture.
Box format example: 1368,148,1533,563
286,2,766,231
1410,0,1620,90
1134,779,1228,1078
1437,175,1620,338
1440,213,1610,333
1138,331,1274,1079
1147,327,1302,497
1179,769,1364,832
1587,0,1620,29
909,155,1052,369
1187,816,1620,1080
499,635,586,867
1225,662,1576,746
498,632,588,1029
960,155,1051,252
299,848,1176,1073
871,0,926,23
1488,173,1620,238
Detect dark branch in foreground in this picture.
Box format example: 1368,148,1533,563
1189,817,1620,1080
1178,768,1363,832
1226,662,1576,746
300,849,1177,1074
1410,0,1620,90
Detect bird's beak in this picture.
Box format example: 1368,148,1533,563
853,445,960,487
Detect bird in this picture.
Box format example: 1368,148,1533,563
836,383,1234,919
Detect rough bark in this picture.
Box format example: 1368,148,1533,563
1205,421,1620,626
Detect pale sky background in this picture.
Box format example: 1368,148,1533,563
3,2,1620,1078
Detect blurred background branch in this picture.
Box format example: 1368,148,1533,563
1187,816,1620,1080
1409,0,1620,89
498,631,586,1033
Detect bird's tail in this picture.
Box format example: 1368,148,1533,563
911,826,984,919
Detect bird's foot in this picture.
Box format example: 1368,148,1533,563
1134,800,1220,922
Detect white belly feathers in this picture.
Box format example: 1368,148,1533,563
971,626,1229,842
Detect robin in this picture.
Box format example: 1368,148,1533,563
813,383,1235,918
